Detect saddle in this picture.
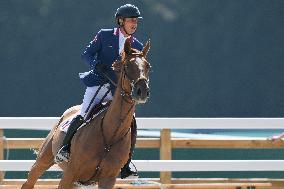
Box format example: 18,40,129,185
60,101,111,133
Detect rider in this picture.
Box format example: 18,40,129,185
55,4,143,179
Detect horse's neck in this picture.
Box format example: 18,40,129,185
103,76,135,138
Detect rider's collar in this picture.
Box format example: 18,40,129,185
114,28,119,36
114,28,133,42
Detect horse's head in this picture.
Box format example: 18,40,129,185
113,38,151,104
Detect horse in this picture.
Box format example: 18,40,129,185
21,38,151,189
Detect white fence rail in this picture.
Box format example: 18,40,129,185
1,117,284,129
0,160,284,172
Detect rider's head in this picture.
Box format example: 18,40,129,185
115,4,142,36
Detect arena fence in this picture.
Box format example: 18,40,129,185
0,117,284,188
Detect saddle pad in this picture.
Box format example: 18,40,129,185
59,116,75,133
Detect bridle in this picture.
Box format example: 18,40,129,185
86,56,141,183
120,53,147,104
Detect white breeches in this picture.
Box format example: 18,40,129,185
80,83,113,119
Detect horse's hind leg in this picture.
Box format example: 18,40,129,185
21,136,54,189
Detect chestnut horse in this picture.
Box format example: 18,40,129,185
21,39,151,189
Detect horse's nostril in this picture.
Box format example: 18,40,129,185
137,88,142,96
147,90,150,97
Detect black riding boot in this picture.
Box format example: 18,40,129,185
121,117,138,179
55,115,84,163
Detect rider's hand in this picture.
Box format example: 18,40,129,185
112,60,122,73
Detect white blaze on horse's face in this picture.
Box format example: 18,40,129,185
130,57,147,78
136,57,145,77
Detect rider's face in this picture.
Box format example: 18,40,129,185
123,17,138,35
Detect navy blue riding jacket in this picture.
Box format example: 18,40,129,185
79,28,143,93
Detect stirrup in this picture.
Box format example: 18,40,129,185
55,145,70,164
121,164,139,179
121,169,138,179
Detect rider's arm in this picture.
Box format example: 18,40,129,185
81,30,102,68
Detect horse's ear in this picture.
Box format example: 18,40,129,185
124,38,132,55
142,39,151,58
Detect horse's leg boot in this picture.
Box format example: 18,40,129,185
121,117,138,179
55,115,84,163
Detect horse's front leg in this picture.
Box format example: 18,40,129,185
98,176,116,189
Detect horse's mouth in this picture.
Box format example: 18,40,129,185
134,97,148,104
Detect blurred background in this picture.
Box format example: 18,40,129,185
1,0,284,179
1,0,284,117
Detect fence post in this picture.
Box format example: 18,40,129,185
0,129,4,183
160,129,172,184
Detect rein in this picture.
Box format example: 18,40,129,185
120,66,136,104
98,63,135,104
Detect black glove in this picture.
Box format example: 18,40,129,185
95,63,107,72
